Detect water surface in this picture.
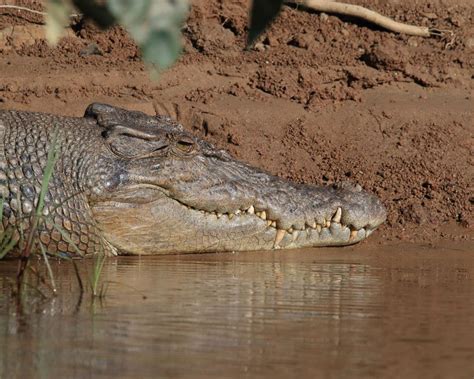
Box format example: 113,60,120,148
1,243,473,378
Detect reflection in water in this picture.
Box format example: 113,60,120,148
1,244,474,378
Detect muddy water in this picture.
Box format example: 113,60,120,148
1,243,473,379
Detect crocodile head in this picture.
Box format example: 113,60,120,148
86,103,386,254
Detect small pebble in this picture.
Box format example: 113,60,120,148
407,37,419,47
466,38,474,49
253,42,266,52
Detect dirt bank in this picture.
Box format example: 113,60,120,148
0,0,472,245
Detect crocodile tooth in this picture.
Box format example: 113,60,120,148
325,220,331,228
349,230,358,241
260,211,267,220
311,221,317,229
247,205,255,214
267,220,272,227
235,210,241,215
271,221,277,227
228,213,234,220
316,224,322,233
332,207,342,223
256,211,261,217
288,227,294,234
216,213,222,219
274,229,286,248
292,231,299,241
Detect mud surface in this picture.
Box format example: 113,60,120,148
0,0,473,244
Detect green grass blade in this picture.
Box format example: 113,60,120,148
36,127,60,218
0,229,17,259
91,253,106,297
16,191,24,245
18,127,59,261
39,242,57,294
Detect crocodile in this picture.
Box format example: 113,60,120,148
0,103,386,256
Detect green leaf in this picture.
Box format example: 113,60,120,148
106,0,149,31
247,0,284,48
46,0,73,45
142,29,182,70
107,0,189,70
0,229,17,259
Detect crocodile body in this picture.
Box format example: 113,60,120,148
0,104,386,256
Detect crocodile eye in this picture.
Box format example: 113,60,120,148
104,125,172,159
175,137,196,154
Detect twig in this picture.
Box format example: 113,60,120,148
0,5,46,16
286,0,451,37
0,5,81,18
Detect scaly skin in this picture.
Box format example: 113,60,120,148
0,103,386,256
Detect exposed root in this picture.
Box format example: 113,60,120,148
286,0,452,37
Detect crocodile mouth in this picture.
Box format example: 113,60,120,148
93,184,380,250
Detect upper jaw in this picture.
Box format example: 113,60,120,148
159,174,387,235
129,157,387,231
130,180,386,246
